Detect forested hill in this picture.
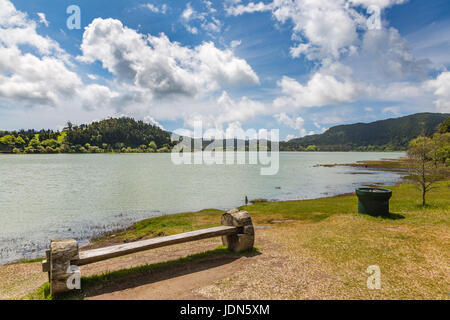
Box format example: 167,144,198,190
0,118,173,153
281,113,450,151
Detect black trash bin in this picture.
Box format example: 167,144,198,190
355,187,392,216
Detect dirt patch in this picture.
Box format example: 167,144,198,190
0,262,47,300
87,255,252,300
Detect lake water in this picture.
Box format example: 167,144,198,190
0,152,405,264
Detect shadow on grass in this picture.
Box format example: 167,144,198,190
382,212,405,220
53,246,260,300
358,212,405,220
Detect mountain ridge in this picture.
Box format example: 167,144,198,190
280,112,450,151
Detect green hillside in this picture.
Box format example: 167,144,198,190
0,117,173,153
281,113,450,151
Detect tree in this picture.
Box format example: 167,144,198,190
431,133,450,165
0,135,17,149
148,141,157,151
406,136,447,206
437,116,450,134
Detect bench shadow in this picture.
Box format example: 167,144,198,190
63,248,260,299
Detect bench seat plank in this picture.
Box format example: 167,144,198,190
73,225,238,266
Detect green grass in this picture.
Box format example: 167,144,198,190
94,209,224,243
17,257,45,264
27,246,258,300
93,181,450,245
23,282,51,300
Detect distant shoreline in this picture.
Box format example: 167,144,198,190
0,150,407,155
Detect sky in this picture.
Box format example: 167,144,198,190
0,0,449,140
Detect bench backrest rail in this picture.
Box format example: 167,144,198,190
75,225,238,265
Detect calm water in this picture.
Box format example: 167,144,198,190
0,152,405,264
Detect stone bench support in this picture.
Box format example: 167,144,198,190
221,209,255,252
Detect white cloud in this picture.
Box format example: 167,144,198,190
226,0,362,61
225,1,272,16
284,133,297,141
348,0,408,9
230,40,242,49
216,91,266,125
182,2,197,21
358,27,431,81
425,71,450,112
274,112,311,137
181,2,221,34
273,73,361,109
382,106,401,116
145,4,158,13
142,3,168,14
144,115,164,129
179,91,266,133
79,18,259,99
226,0,410,64
0,1,65,57
37,12,49,27
0,0,82,107
0,0,120,116
185,25,199,34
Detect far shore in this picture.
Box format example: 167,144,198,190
0,150,407,155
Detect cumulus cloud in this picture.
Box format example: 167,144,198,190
0,1,64,57
425,71,450,112
284,133,297,141
274,112,313,137
0,0,119,113
225,0,410,63
143,3,168,14
36,12,49,27
225,1,272,16
0,0,82,106
215,91,266,125
179,91,266,133
182,2,197,21
226,0,362,61
181,2,221,35
144,115,164,129
358,27,431,80
273,72,362,109
79,18,259,99
348,0,408,9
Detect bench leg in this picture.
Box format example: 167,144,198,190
221,209,255,252
49,239,79,296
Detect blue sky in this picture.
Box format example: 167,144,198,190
1,0,449,140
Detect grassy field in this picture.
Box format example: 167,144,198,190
93,179,449,242
23,179,450,300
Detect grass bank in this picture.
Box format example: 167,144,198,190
92,179,449,246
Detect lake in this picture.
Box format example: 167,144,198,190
0,152,405,264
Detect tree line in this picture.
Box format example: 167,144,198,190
0,118,174,154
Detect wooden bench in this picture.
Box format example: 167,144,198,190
42,209,254,296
